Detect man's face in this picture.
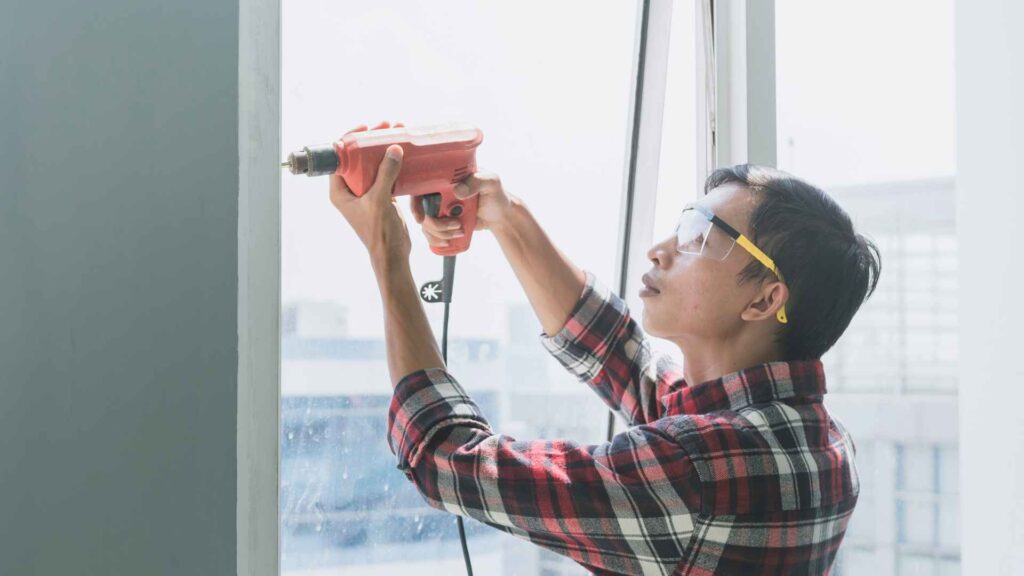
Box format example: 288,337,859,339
640,183,765,344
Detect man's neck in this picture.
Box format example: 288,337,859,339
675,334,784,388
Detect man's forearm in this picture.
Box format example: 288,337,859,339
371,252,446,389
491,196,586,337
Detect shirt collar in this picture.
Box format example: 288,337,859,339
662,359,827,415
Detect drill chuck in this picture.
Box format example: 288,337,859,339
282,144,340,176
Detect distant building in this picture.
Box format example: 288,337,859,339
283,301,349,339
280,302,504,571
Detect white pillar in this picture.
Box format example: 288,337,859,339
238,0,281,572
956,0,1024,572
711,0,777,168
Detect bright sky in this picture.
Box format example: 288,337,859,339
282,0,955,340
282,1,638,340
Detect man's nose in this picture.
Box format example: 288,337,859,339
647,235,675,267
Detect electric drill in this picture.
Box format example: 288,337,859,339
281,122,484,256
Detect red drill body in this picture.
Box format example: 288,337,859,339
283,122,484,256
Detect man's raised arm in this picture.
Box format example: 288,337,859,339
491,196,682,425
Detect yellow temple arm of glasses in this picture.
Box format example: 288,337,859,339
735,235,789,324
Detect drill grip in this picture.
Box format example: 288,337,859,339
420,190,477,256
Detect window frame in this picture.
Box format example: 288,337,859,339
235,0,757,572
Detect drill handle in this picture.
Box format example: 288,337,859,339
420,188,478,256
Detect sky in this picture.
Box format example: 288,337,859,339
282,0,639,341
281,0,955,341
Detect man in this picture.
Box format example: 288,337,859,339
331,121,880,575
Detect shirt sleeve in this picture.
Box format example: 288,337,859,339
538,269,685,426
386,367,700,576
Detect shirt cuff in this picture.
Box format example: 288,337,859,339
538,269,627,381
387,367,492,473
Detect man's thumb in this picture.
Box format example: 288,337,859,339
376,145,403,194
385,144,403,163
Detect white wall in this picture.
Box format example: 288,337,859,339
0,1,238,574
957,0,1024,573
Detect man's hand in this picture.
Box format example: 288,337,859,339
409,172,514,250
329,120,410,262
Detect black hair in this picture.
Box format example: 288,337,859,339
705,164,882,360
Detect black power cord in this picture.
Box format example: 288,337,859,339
439,256,474,576
419,192,474,576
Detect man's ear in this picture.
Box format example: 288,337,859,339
741,281,789,322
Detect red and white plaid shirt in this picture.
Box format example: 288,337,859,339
388,269,859,575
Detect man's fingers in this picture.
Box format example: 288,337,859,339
409,196,461,234
373,145,403,197
410,198,463,238
410,198,463,236
422,229,450,247
349,120,403,136
424,226,464,240
409,196,425,223
349,123,409,202
346,121,402,144
423,214,463,235
328,174,354,208
453,172,499,200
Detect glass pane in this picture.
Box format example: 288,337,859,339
281,1,641,574
777,2,960,573
939,447,959,495
937,558,961,576
837,548,879,576
898,445,937,493
898,554,937,576
845,441,874,544
644,0,697,368
898,499,936,546
938,500,960,550
776,0,955,188
845,495,874,544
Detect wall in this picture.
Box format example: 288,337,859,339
0,0,238,573
956,0,1024,573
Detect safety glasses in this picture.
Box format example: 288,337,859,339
674,204,789,323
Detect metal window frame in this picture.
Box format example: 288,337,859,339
610,0,776,440
609,0,675,439
614,0,778,324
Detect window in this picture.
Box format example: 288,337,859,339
775,1,958,574
644,0,699,367
280,1,649,574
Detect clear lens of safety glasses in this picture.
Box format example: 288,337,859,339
674,208,737,261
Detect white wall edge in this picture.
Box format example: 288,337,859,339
238,0,281,572
956,0,1024,572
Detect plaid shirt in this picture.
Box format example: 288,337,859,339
388,269,859,575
